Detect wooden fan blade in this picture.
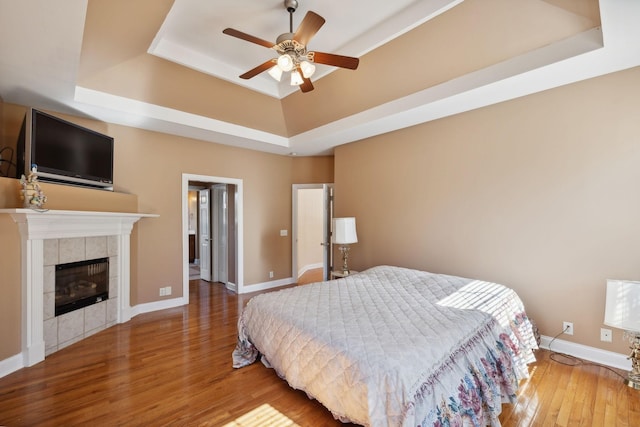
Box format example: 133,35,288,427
295,65,314,93
312,51,359,70
239,60,276,79
293,11,325,46
300,75,314,93
223,28,275,49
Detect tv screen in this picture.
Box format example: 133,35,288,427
21,108,114,190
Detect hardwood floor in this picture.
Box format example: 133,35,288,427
296,267,324,285
0,280,638,426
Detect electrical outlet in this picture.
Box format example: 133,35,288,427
269,271,274,279
159,287,165,296
601,328,612,342
165,286,172,296
563,321,574,335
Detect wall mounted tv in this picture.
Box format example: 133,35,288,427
18,108,114,190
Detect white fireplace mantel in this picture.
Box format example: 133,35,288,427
0,209,158,367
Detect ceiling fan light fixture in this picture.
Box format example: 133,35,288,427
300,60,316,78
277,53,295,72
223,2,359,93
267,65,283,81
290,70,304,86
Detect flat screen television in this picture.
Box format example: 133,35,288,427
18,108,114,190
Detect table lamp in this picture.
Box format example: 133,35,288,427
332,217,357,274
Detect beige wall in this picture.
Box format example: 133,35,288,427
0,102,333,360
292,156,334,183
0,210,21,360
334,66,640,355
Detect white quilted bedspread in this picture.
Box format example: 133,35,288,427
233,266,537,427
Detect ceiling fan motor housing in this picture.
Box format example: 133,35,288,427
276,32,296,45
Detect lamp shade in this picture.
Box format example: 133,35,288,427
300,60,316,78
332,217,357,244
267,65,283,81
290,70,303,86
277,53,294,72
604,279,640,332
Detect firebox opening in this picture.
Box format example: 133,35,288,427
55,257,109,316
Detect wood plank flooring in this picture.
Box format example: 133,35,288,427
0,279,638,426
296,267,324,285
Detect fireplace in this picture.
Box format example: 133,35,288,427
55,258,109,316
0,208,155,368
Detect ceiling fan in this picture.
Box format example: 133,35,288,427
222,0,359,93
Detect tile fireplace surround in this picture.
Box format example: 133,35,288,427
0,209,156,368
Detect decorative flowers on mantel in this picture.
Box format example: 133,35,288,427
20,170,47,209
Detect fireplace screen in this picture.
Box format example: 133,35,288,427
55,257,109,316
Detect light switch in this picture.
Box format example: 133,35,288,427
280,229,288,236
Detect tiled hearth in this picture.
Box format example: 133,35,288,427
43,236,119,355
0,209,155,368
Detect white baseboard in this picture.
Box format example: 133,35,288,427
130,296,186,317
539,335,630,371
0,353,24,379
240,277,294,293
297,263,323,278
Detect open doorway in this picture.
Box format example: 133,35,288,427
182,174,244,302
189,184,230,283
292,184,333,282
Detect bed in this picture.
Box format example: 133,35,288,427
232,265,537,426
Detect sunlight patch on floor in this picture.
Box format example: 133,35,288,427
222,404,300,427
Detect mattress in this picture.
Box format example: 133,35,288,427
233,265,537,426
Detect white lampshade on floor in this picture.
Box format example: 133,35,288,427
604,279,640,390
604,280,640,332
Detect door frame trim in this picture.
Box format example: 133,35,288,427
182,173,244,300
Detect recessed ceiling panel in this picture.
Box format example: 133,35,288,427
148,0,461,98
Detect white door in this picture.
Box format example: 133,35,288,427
322,184,334,281
199,189,211,281
212,185,228,284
